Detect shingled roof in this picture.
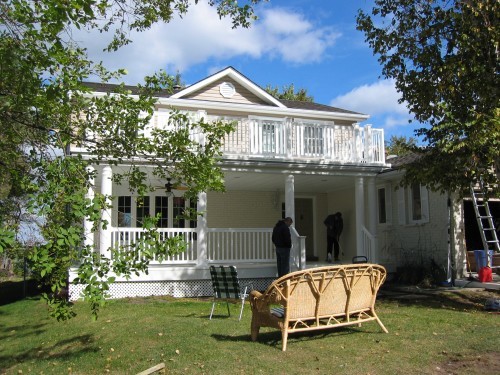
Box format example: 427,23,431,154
82,82,364,116
279,99,364,115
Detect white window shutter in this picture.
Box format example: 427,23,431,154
397,187,406,225
420,185,430,223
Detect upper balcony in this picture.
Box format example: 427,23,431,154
211,115,386,166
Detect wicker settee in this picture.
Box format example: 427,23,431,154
249,264,388,351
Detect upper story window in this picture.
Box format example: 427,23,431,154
303,126,324,155
262,123,276,153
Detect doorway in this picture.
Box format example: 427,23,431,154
294,198,315,260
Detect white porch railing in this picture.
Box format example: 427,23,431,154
212,116,385,165
110,228,197,264
290,228,306,271
109,227,278,265
361,226,375,262
206,228,275,262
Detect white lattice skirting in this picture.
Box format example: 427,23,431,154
68,278,275,301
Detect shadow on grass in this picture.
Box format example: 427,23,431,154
211,327,359,350
379,284,499,311
0,332,99,371
0,279,45,306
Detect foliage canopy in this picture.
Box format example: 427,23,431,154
357,0,499,197
0,0,263,319
265,83,314,102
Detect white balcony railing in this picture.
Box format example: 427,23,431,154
209,116,385,164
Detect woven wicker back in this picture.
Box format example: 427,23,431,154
266,264,386,320
210,265,241,299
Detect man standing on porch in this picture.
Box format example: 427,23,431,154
324,212,343,262
272,217,293,278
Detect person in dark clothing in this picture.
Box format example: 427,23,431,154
324,212,343,262
272,217,293,277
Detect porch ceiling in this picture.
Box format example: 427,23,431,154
222,171,354,193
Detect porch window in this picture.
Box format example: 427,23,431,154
189,198,197,228
155,196,169,228
173,197,185,228
118,196,132,227
136,196,150,226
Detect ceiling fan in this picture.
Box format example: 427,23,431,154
155,178,188,194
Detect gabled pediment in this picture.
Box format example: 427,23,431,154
170,67,286,108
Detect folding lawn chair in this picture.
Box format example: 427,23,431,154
352,255,368,264
209,265,252,321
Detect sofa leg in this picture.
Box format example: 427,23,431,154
251,322,260,341
374,313,388,333
281,330,288,351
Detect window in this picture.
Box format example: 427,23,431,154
397,184,429,225
173,197,185,228
377,185,392,225
188,198,198,229
118,196,132,227
136,196,150,226
155,196,169,228
262,123,276,153
116,194,198,229
378,187,387,224
410,183,422,221
303,126,324,155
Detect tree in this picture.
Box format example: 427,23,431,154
0,0,263,319
386,135,418,157
265,84,314,102
357,0,499,197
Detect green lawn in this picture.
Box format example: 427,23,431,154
0,286,499,374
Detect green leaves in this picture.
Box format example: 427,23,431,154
2,0,263,321
357,0,500,197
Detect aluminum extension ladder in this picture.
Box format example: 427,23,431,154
470,180,500,268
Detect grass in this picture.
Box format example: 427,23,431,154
0,282,499,375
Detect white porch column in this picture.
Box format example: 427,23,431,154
354,177,365,256
285,174,295,222
99,166,113,258
196,191,208,267
84,166,95,249
367,176,378,263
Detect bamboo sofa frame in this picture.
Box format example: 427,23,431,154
249,264,388,351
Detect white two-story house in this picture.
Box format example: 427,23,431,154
68,66,448,300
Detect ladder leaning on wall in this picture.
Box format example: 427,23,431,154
470,179,500,268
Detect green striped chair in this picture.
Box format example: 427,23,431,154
209,265,252,321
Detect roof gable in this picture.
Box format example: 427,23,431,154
170,66,286,108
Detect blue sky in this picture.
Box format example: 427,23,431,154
81,0,422,142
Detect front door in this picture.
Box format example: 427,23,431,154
294,198,315,260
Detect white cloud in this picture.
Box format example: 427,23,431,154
330,79,413,129
75,3,339,84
